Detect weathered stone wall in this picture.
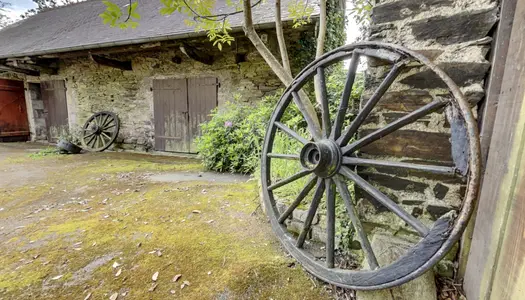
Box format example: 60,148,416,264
18,28,311,150
354,0,498,278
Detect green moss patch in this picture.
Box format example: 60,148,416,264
0,150,329,300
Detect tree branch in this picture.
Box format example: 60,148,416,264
243,0,319,129
275,0,292,75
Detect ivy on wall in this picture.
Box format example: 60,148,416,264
290,0,347,74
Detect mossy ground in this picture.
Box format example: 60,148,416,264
0,143,330,300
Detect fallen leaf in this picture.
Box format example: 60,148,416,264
192,210,201,214
148,283,158,292
206,220,214,224
172,274,182,282
183,280,190,286
170,290,176,294
112,262,120,268
33,254,40,259
51,275,63,280
109,292,118,300
84,292,92,300
115,269,122,277
152,271,159,281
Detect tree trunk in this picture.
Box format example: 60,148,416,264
314,0,327,107
275,0,292,75
242,0,320,131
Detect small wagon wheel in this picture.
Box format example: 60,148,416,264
260,42,481,290
81,111,120,152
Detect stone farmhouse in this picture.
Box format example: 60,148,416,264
0,0,319,152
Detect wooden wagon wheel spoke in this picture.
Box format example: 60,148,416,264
260,42,481,290
297,178,325,248
83,131,95,140
100,131,112,141
339,166,429,236
325,178,336,268
278,175,318,223
333,176,379,270
274,121,309,144
268,169,313,191
337,60,408,147
292,91,322,141
266,153,300,160
342,157,456,176
331,52,360,140
103,123,117,131
342,100,448,155
85,134,96,146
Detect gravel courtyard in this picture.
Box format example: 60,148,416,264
0,143,329,300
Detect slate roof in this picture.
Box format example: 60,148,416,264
0,0,318,59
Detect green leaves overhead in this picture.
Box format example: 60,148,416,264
100,0,316,50
100,0,139,29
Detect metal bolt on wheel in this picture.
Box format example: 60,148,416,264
260,42,481,290
81,111,120,152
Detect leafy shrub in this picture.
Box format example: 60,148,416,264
196,93,279,174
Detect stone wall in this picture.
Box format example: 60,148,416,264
354,0,498,278
15,28,311,150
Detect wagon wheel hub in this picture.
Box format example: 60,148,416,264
300,140,342,178
91,124,102,135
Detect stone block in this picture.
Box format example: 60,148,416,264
433,183,449,200
311,225,327,244
400,62,491,89
426,204,453,220
357,233,437,300
363,89,434,112
285,219,303,235
364,172,429,193
359,129,452,162
372,0,454,24
292,208,319,225
409,7,498,45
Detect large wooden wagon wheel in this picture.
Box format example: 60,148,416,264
260,42,481,290
81,111,120,152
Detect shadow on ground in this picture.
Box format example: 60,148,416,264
0,143,329,300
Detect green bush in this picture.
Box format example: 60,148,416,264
195,93,279,174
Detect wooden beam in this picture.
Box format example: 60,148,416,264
89,54,132,71
0,64,40,76
463,1,525,299
180,44,214,65
459,0,519,286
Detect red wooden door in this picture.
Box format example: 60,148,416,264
0,79,29,142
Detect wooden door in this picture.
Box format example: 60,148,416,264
153,77,217,153
41,80,68,142
153,78,190,152
0,79,29,142
187,77,218,152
